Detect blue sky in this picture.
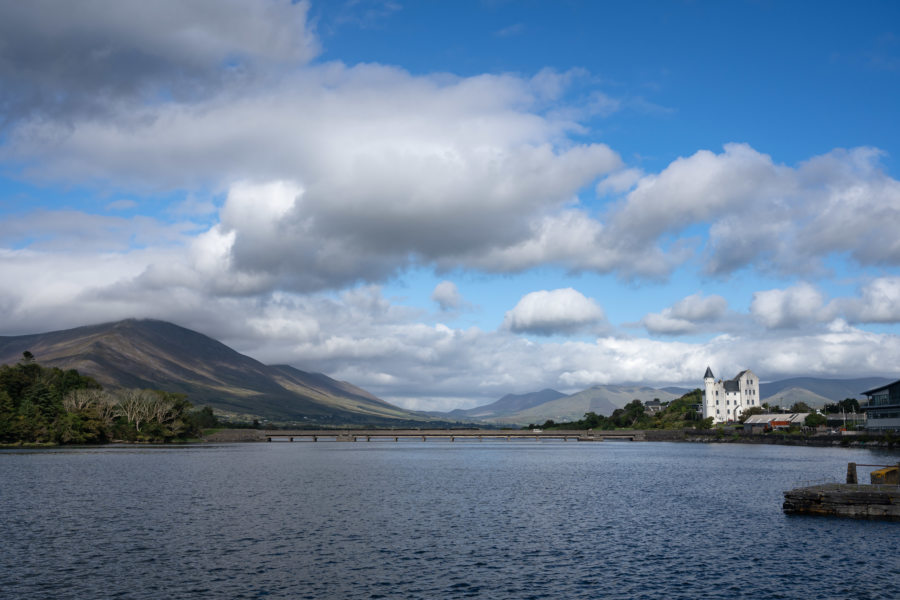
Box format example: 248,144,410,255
1,0,899,411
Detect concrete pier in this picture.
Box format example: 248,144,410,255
783,462,900,520
783,483,900,520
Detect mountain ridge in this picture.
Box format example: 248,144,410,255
437,376,892,425
0,319,423,425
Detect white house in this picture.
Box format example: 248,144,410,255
703,367,760,424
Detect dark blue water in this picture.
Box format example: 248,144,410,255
2,440,899,599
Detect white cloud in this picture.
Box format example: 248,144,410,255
842,277,900,323
432,281,462,311
2,253,899,412
4,2,899,287
503,288,607,336
750,283,837,329
2,64,621,289
604,144,900,278
105,199,138,211
1,0,899,416
596,168,644,195
642,292,729,335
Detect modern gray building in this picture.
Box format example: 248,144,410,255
861,380,900,432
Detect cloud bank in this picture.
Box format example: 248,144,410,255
0,1,899,411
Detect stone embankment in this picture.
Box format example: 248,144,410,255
783,483,900,520
683,430,899,448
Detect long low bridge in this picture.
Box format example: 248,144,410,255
262,429,647,442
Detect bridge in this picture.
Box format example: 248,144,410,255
262,429,647,442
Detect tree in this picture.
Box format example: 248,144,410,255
789,401,812,413
697,417,714,430
189,406,219,429
824,398,861,414
0,389,16,442
804,413,827,428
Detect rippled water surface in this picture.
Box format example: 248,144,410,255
2,440,899,599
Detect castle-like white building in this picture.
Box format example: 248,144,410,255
703,367,760,424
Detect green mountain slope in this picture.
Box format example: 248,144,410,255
448,385,682,426
760,377,891,405
446,389,566,419
0,319,422,425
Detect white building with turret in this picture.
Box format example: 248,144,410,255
703,367,760,424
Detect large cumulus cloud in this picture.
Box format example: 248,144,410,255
503,288,607,336
0,0,318,125
604,144,900,278
1,1,899,412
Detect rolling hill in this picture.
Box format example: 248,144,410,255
0,319,424,425
440,385,683,426
442,375,894,425
445,389,567,419
759,377,891,407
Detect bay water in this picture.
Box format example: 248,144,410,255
2,440,899,599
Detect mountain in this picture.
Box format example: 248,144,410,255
440,385,683,426
0,319,423,425
441,374,895,425
762,388,833,410
446,389,566,419
660,386,694,396
760,377,893,408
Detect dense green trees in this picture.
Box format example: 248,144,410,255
529,389,710,431
0,352,209,445
824,398,861,414
804,413,827,428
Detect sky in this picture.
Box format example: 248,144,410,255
1,0,900,412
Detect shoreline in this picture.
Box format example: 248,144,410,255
3,429,898,449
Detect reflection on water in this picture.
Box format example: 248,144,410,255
2,441,899,599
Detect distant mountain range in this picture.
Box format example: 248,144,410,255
759,377,892,409
433,376,892,425
0,319,427,426
1,319,892,426
441,385,684,425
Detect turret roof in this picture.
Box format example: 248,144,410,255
704,366,714,379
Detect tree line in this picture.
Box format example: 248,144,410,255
0,352,216,445
528,389,715,431
528,392,864,432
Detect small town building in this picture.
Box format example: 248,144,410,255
824,412,866,430
703,367,760,424
861,379,900,432
742,413,809,433
643,399,663,414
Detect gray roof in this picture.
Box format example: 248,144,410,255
704,366,714,379
744,413,810,425
861,379,900,396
